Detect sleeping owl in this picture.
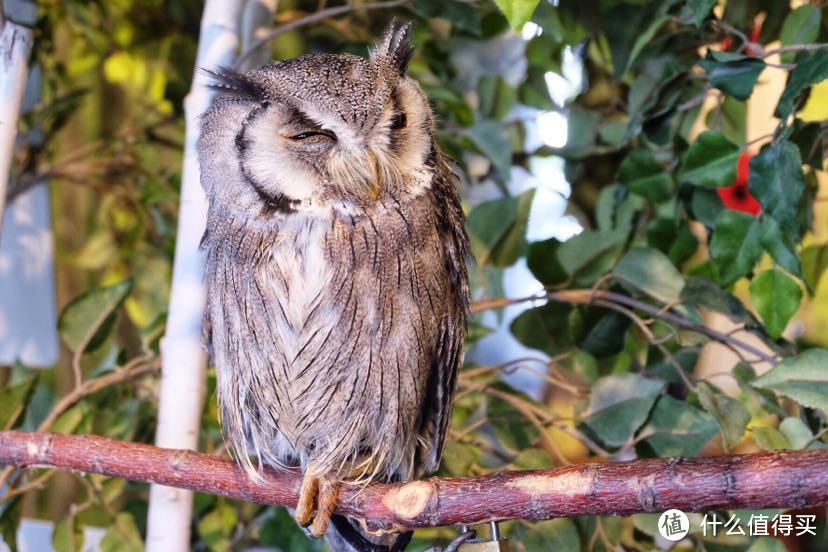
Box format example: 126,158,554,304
198,21,469,551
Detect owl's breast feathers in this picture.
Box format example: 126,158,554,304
202,169,469,483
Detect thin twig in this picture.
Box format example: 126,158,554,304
471,289,780,366
234,0,412,69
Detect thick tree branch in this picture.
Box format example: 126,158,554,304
2,431,827,532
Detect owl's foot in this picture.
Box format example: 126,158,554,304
294,471,341,538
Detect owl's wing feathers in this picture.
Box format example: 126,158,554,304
415,157,470,474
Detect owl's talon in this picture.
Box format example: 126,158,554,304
295,473,319,528
309,477,341,537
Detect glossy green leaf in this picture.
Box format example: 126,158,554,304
582,373,663,447
687,0,717,28
493,0,541,30
617,149,672,202
776,49,828,119
753,348,828,410
58,279,134,353
710,210,763,286
681,277,760,327
753,427,789,451
699,50,765,101
467,189,535,267
761,217,803,280
697,382,750,450
643,395,718,457
613,247,685,303
779,6,821,63
680,131,741,188
441,441,479,475
557,230,626,286
510,303,577,356
748,142,805,238
749,268,802,339
527,238,568,285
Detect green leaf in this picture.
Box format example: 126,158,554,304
441,441,479,475
760,217,803,280
643,396,718,457
527,238,568,285
411,0,483,35
710,210,763,286
518,518,580,551
617,149,672,202
699,50,766,101
0,496,22,552
687,0,716,27
681,277,760,327
680,131,741,188
689,187,725,227
696,381,750,450
58,279,134,353
53,514,83,552
0,376,36,430
260,507,324,551
749,268,802,339
775,49,828,119
100,513,143,552
779,417,813,450
613,247,685,303
513,447,554,470
510,303,577,356
464,119,512,181
198,502,237,552
802,244,828,289
582,373,663,447
493,0,541,30
753,348,828,410
753,427,789,451
467,190,535,267
556,230,626,286
748,142,805,239
779,6,821,63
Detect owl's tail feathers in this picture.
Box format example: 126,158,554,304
326,514,413,552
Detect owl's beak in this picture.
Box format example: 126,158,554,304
367,150,382,200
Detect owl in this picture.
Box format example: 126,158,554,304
198,21,470,551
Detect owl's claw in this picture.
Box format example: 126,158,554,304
295,473,319,528
295,472,341,538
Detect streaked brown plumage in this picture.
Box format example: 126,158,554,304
198,22,469,551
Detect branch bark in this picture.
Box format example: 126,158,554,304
3,431,827,533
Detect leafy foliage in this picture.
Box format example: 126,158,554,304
2,0,828,551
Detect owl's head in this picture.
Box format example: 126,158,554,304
199,21,437,220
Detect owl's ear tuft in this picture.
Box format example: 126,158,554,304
203,66,267,102
372,20,414,76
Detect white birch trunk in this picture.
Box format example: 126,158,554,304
145,1,247,550
0,18,33,235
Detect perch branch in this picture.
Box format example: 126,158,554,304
1,431,827,532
